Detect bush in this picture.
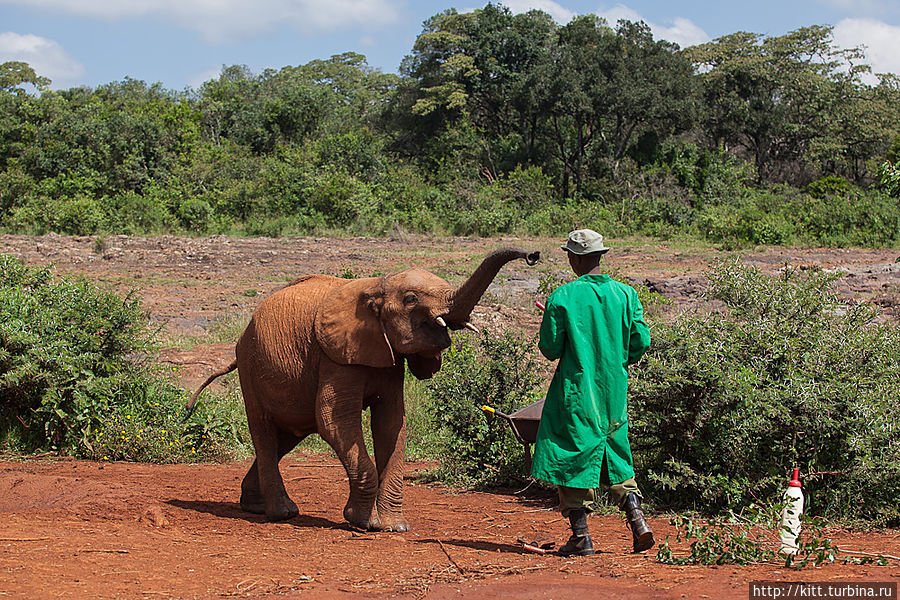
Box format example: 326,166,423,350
806,175,852,200
422,331,544,488
877,160,900,198
789,190,900,247
629,259,900,525
104,190,175,234
0,254,247,460
178,197,214,232
440,180,519,236
8,194,107,235
521,198,621,238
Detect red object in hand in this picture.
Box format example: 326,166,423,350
535,301,546,311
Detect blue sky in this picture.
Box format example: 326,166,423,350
1,0,899,91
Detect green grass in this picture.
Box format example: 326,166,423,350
160,311,251,349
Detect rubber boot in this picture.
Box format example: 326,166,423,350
622,492,654,553
557,508,595,557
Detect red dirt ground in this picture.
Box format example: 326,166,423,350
1,457,898,600
1,234,899,599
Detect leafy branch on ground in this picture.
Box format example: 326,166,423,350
656,502,890,568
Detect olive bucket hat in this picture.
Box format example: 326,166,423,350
561,229,610,255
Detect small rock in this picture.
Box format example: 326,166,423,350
139,506,170,528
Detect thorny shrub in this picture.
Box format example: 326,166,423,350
629,258,900,525
423,330,544,488
0,254,248,461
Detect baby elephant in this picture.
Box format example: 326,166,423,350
187,248,539,531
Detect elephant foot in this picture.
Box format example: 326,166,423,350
264,497,299,522
240,500,266,514
376,513,410,532
344,503,380,531
240,490,266,514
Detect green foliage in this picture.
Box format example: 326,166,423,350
695,185,900,248
1,15,899,245
0,61,50,93
629,259,900,525
422,331,543,488
807,175,852,200
441,166,559,236
877,161,900,197
9,194,107,235
656,503,887,567
87,381,250,463
178,197,214,232
697,193,797,247
537,268,568,296
0,255,248,461
335,265,358,279
684,26,880,184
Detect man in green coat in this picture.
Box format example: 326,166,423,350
531,229,654,556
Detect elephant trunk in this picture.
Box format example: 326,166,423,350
445,247,540,327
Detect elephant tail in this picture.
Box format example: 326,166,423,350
183,360,238,421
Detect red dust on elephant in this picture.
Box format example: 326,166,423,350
186,248,539,531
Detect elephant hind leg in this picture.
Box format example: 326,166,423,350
240,429,306,516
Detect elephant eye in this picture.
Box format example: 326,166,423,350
403,293,419,306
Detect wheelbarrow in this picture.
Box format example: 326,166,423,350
481,398,545,470
480,299,548,470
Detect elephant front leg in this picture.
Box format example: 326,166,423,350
316,378,381,531
371,382,410,532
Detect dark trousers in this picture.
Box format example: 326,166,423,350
557,459,642,516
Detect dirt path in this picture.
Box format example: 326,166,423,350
1,457,898,600
2,234,899,598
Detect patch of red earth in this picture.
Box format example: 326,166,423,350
0,458,897,599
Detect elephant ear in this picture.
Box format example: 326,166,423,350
315,277,395,368
406,353,442,380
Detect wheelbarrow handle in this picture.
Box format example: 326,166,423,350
481,405,511,420
482,405,528,444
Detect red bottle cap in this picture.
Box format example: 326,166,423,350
788,468,802,487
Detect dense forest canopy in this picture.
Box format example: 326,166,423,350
1,4,899,245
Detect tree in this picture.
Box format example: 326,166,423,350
199,56,396,153
540,16,696,197
684,26,881,184
0,61,50,94
394,7,697,198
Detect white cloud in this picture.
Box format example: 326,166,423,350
594,4,710,48
499,0,576,24
833,18,900,84
656,17,710,49
186,66,222,90
0,0,402,43
0,32,85,88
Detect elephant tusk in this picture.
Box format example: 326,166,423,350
464,322,480,334
435,316,447,328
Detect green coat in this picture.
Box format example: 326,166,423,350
531,274,651,488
